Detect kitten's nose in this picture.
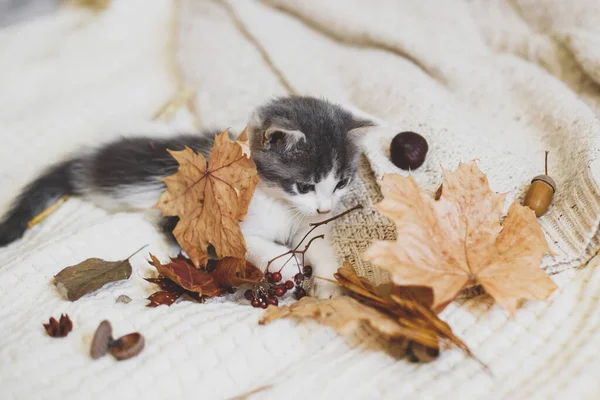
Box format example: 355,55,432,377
317,208,331,214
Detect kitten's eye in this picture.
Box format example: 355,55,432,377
335,178,349,191
296,183,315,194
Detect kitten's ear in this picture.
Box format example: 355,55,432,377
341,103,384,141
246,110,305,151
263,127,306,150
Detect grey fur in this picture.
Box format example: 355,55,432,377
0,96,374,245
248,96,374,194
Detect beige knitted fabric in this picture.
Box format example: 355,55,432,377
180,0,600,283
2,1,600,399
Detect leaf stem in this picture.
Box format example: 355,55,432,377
125,244,150,261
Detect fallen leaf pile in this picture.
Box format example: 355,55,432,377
146,254,263,307
261,263,482,365
365,160,557,315
155,130,258,268
43,314,73,338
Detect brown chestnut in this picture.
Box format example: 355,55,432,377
389,131,429,170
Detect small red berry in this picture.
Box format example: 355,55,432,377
303,265,313,278
267,297,278,306
271,272,282,282
294,273,304,286
244,289,254,301
266,272,273,282
251,299,260,308
275,287,285,297
294,287,307,300
285,280,294,290
260,302,268,309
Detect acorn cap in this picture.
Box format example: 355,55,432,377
531,174,556,192
110,332,145,360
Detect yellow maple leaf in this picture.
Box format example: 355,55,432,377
365,160,557,315
156,130,259,268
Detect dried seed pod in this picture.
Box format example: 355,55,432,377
109,333,145,360
90,320,113,359
43,314,73,338
523,151,556,217
389,131,429,170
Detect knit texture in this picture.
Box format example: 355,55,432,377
1,0,600,399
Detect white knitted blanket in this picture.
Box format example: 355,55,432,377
2,1,600,399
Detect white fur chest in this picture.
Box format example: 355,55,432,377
240,186,303,246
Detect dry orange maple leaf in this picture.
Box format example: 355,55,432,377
365,160,557,315
156,130,258,268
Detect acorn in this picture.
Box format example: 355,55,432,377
523,151,556,217
389,131,429,170
90,320,145,361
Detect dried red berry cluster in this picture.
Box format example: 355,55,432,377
246,265,313,308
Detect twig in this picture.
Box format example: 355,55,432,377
226,384,273,400
314,275,339,284
27,195,70,228
264,204,363,275
264,235,324,273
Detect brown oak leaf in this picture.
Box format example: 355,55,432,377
365,160,557,315
148,254,223,297
43,314,73,337
155,130,258,268
212,257,263,287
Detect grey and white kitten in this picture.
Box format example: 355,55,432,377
0,96,377,298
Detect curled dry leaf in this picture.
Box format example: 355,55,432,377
365,161,557,315
155,130,258,268
148,254,222,297
43,314,73,338
260,296,413,338
212,257,263,288
332,263,479,364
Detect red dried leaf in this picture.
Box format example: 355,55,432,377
43,314,73,337
147,290,181,307
145,275,205,307
148,254,223,297
212,257,263,287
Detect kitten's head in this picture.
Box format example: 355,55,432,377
247,96,376,216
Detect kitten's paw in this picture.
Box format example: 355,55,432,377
310,280,344,299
